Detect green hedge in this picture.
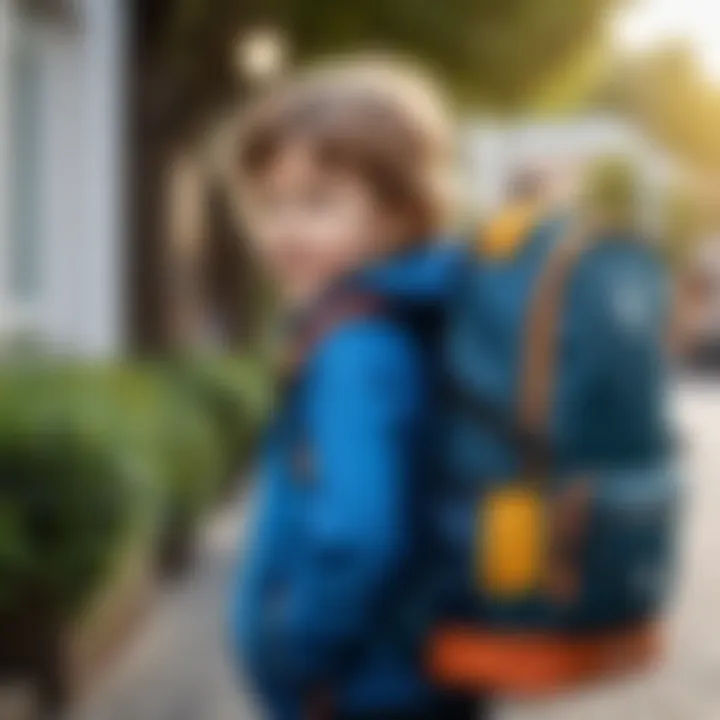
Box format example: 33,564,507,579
0,357,270,619
0,366,157,616
164,356,271,491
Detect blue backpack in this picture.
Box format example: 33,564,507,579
420,219,680,696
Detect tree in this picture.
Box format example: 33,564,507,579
597,45,720,172
145,0,620,113
130,0,265,351
130,0,620,350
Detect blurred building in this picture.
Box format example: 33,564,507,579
463,116,678,232
0,0,124,356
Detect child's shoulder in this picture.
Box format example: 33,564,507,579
315,312,421,371
308,312,426,398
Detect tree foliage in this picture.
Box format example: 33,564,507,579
283,0,618,108
598,45,720,172
136,0,620,125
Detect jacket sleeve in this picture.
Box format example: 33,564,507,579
273,319,426,690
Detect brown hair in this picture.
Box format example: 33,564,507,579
236,58,453,244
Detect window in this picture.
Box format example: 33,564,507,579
8,25,42,306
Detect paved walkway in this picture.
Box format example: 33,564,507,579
75,505,257,720
77,380,720,720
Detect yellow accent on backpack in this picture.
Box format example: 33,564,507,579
479,203,541,261
478,484,548,597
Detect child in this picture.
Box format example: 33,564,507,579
230,61,478,720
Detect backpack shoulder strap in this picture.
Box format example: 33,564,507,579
516,225,593,472
280,293,384,484
283,293,384,380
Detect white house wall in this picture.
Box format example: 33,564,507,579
36,23,86,351
0,0,14,334
75,0,124,356
1,0,124,356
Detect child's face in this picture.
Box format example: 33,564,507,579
245,142,395,307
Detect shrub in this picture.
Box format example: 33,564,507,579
0,366,157,617
0,355,269,611
150,376,225,537
83,365,227,570
165,356,272,492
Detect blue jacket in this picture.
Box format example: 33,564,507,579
231,263,442,718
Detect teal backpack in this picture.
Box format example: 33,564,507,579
373,218,682,697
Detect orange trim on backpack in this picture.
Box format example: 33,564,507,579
427,622,663,697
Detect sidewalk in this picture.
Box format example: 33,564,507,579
74,503,257,720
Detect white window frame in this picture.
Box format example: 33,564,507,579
0,0,46,341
